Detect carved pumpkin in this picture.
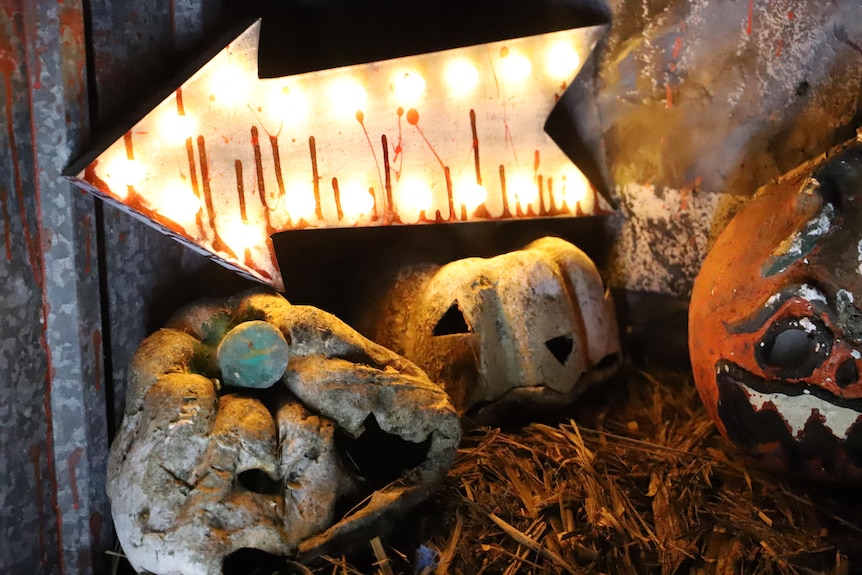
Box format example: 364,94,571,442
107,290,460,574
690,141,862,482
368,236,620,423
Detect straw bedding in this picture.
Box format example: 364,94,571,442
312,367,862,575
111,365,862,574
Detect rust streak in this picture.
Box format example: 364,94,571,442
67,447,84,511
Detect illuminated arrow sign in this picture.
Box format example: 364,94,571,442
66,20,608,290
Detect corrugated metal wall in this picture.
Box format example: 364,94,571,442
2,0,862,573
0,1,223,573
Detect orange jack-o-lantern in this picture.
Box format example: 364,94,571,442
690,141,862,482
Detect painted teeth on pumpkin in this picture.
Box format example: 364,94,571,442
743,387,862,439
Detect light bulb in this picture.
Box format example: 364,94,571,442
158,112,196,145
456,179,487,212
499,49,532,83
151,181,201,227
209,63,250,106
105,155,145,192
561,169,590,206
545,41,580,81
285,182,317,221
391,71,426,103
509,174,538,207
266,84,308,126
328,78,367,117
396,177,433,222
445,59,479,97
220,219,263,251
339,181,374,218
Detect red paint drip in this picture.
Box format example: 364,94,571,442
672,36,683,60
268,135,285,205
1,52,42,286
406,108,446,170
381,134,398,225
747,0,755,34
176,88,185,115
332,177,343,221
665,82,673,108
235,160,248,223
385,107,406,179
470,109,481,185
250,126,268,230
67,447,83,510
308,136,323,220
356,111,383,197
29,443,47,565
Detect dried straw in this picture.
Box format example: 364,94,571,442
315,367,862,575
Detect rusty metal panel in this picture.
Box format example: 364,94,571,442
0,0,111,573
87,0,227,431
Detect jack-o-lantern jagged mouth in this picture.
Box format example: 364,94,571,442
467,385,565,424
716,360,862,473
466,352,621,424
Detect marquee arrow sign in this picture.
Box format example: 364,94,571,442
65,20,608,290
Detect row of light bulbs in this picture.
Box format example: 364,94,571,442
207,40,581,119
97,34,589,255
108,164,589,230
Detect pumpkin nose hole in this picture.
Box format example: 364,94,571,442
836,359,858,388
546,335,574,365
434,302,472,335
238,469,281,495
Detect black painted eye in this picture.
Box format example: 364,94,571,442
755,317,832,379
434,302,472,336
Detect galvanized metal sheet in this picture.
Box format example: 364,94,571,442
0,0,111,573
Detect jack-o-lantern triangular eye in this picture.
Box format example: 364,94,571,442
434,302,472,336
546,334,574,365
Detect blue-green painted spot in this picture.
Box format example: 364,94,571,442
217,320,290,388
